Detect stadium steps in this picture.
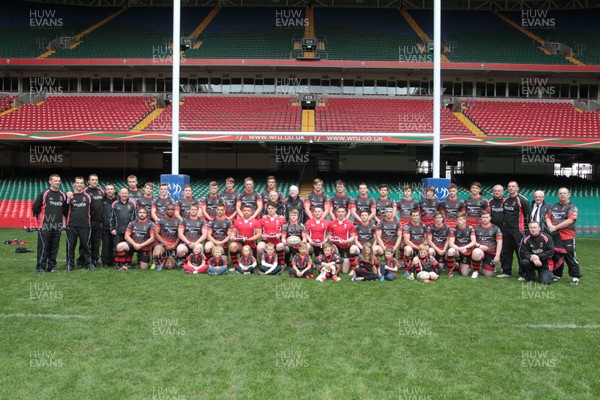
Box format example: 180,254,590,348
37,49,56,59
305,6,314,37
301,110,315,132
453,111,486,136
131,108,165,132
75,7,127,41
565,55,585,65
299,181,313,198
494,11,545,45
0,106,17,118
400,9,450,62
189,6,219,50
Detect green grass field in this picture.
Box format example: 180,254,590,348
0,228,598,400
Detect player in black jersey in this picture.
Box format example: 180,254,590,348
447,212,477,277
471,210,503,279
349,183,376,223
236,177,263,220
519,221,554,284
280,209,306,262
177,203,207,261
427,212,450,269
328,180,351,221
498,181,531,280
202,181,221,221
65,177,94,271
350,210,378,270
403,210,427,272
374,183,396,223
175,184,197,221
101,184,117,268
126,175,140,206
220,177,239,220
82,174,104,268
116,207,155,270
284,185,305,222
32,174,68,274
205,203,233,257
304,178,330,220
152,183,175,222
137,182,155,215
152,204,180,271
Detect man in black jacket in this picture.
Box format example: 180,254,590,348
65,177,94,271
530,190,551,233
519,221,554,284
32,174,68,274
101,184,117,267
81,174,104,268
110,188,136,267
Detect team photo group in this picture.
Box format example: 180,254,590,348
32,174,581,285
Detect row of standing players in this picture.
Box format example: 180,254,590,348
32,175,581,285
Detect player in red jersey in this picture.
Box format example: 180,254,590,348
176,203,207,261
440,183,465,229
402,209,427,275
447,212,477,277
257,201,287,264
116,207,155,271
152,204,180,271
304,178,330,220
326,207,356,274
201,181,221,222
230,205,262,268
175,184,197,221
464,181,489,229
205,203,232,257
419,185,441,227
471,210,503,279
305,206,330,257
349,182,376,223
545,187,581,284
236,177,263,220
328,180,351,221
220,177,239,220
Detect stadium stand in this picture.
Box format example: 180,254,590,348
0,95,15,113
145,97,302,132
0,96,154,131
462,100,600,137
0,2,118,58
315,98,472,134
409,10,573,64
185,7,305,59
504,9,600,65
312,8,420,61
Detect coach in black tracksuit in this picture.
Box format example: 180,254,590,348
488,184,505,228
101,184,118,267
519,221,554,284
32,174,68,274
66,177,94,271
500,181,532,278
110,188,136,264
80,174,104,267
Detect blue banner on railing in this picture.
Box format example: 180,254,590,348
160,174,190,201
421,178,451,201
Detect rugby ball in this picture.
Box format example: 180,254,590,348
417,271,431,282
286,235,301,245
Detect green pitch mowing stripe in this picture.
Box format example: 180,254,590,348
0,228,598,399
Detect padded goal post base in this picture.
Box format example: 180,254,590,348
421,178,451,201
160,174,190,201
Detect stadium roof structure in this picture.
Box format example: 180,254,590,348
16,0,600,10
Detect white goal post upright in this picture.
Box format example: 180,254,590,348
433,0,442,178
172,0,181,175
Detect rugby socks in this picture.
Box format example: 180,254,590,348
445,256,455,273
349,254,357,269
230,251,239,267
276,249,285,265
472,259,482,272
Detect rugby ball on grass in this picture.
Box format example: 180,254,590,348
417,271,431,282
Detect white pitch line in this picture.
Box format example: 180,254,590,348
522,324,600,329
0,313,92,320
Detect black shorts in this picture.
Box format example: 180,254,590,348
335,246,350,259
124,243,151,263
482,253,496,272
458,253,471,265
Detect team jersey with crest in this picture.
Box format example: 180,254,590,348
464,195,490,228
33,188,67,230
237,191,262,212
502,194,531,232
375,198,395,220
474,223,503,254
186,252,206,267
330,193,350,213
326,219,356,249
180,217,205,242
546,202,578,241
282,222,305,241
449,225,475,249
261,214,286,243
219,190,238,217
233,218,260,248
314,253,341,270
208,256,228,268
427,223,450,249
355,222,376,245
177,196,198,219
380,258,400,272
404,222,427,246
488,197,505,228
202,194,220,219
137,194,155,214
152,196,175,220
67,192,92,228
208,217,232,241
127,188,140,206
238,255,257,269
304,218,329,243
415,255,439,273
349,195,376,217
305,191,330,212
126,219,155,250
440,197,465,229
84,186,105,222
520,233,554,267
377,219,401,246
397,198,420,225
155,216,180,245
261,253,278,267
292,254,313,270
419,198,441,227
